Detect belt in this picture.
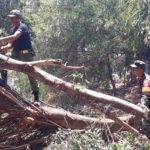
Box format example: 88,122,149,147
18,50,30,54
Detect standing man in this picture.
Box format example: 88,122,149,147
0,9,40,106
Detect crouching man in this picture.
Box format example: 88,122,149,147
130,60,150,109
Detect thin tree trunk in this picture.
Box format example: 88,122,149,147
106,54,117,96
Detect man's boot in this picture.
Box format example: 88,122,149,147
1,70,7,85
32,91,40,107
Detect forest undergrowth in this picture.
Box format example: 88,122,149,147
44,83,150,150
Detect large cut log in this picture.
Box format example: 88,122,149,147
0,54,146,117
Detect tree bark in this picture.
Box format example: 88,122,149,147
0,84,137,131
0,54,146,117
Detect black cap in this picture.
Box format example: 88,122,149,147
130,60,145,71
8,9,21,18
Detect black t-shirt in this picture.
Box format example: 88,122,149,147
10,22,33,52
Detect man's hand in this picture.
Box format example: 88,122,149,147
0,43,12,52
0,45,5,51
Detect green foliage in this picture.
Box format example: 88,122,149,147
48,129,104,150
46,129,144,150
145,143,150,150
113,144,121,150
8,71,33,101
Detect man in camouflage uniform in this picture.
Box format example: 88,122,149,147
130,60,150,138
130,60,150,108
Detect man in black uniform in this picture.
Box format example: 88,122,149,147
0,9,40,106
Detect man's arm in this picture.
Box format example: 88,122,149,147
0,30,22,43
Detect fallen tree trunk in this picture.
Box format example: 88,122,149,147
0,84,137,133
0,54,146,117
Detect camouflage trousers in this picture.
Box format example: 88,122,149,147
139,94,150,139
0,51,39,92
11,50,39,92
141,94,150,108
